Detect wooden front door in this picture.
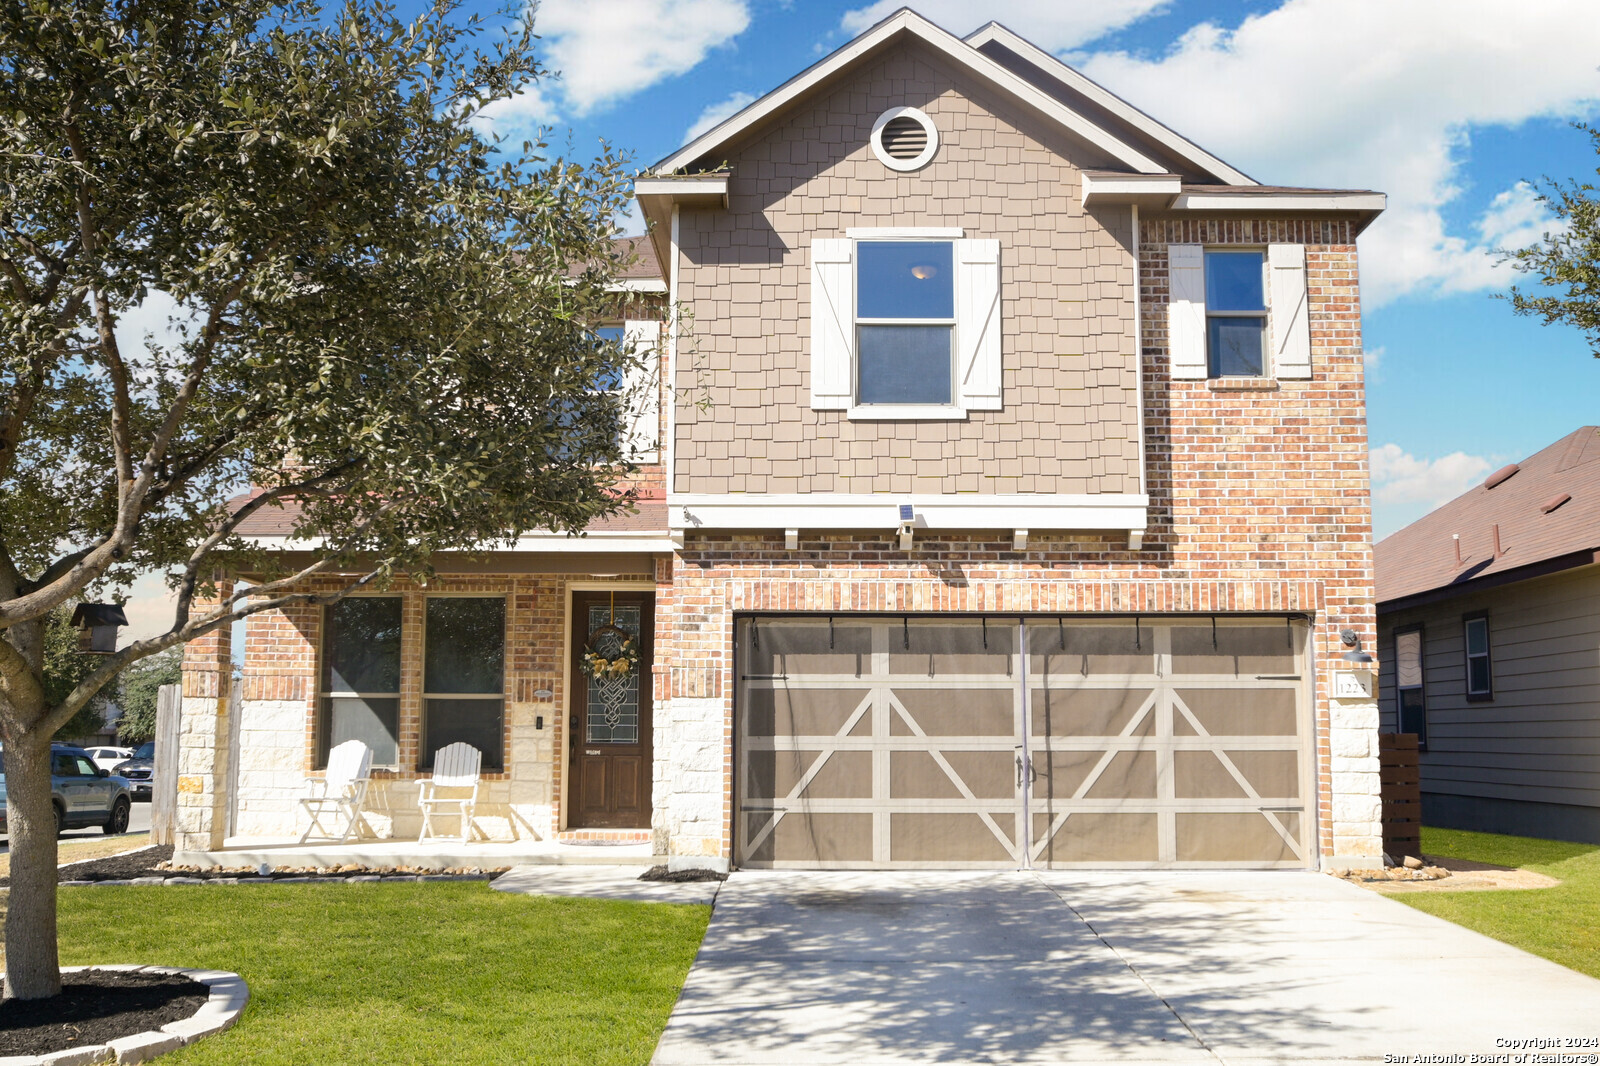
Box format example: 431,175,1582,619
569,591,654,829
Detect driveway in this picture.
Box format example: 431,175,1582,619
652,870,1600,1064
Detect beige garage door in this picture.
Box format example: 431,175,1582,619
736,616,1312,870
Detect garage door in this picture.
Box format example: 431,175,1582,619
736,617,1311,869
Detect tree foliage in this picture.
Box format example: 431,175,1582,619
1503,123,1600,354
116,645,182,744
0,0,647,998
42,606,112,741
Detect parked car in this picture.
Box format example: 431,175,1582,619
0,743,133,836
113,741,154,801
83,746,135,773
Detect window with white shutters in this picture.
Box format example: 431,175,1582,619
1167,242,1310,381
808,233,1000,416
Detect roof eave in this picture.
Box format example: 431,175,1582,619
1378,551,1600,614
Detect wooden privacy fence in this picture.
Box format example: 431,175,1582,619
1379,732,1422,860
150,680,241,846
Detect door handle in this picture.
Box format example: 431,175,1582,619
1016,754,1024,789
569,715,579,752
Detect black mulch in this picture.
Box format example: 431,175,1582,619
4,844,507,884
0,970,207,1056
639,864,728,883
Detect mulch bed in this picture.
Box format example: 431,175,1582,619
0,844,174,887
0,970,207,1057
639,865,728,883
0,845,511,885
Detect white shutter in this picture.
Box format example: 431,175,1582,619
809,239,854,410
1269,243,1311,380
1168,244,1207,379
622,319,660,462
956,239,1002,410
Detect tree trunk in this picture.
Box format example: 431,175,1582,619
2,728,61,999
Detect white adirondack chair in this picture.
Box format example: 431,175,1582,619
298,740,373,844
418,742,482,843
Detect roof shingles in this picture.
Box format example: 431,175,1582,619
1375,426,1600,605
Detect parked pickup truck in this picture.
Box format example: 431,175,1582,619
0,743,134,836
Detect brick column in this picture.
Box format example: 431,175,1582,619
175,583,234,853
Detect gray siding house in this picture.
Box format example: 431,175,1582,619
1375,426,1600,843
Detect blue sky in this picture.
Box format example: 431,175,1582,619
119,0,1600,640
469,0,1600,541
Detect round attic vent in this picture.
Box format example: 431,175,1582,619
871,107,938,172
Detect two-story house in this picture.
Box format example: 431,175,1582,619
179,9,1387,872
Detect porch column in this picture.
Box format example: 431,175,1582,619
175,582,234,853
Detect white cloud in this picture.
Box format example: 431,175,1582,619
614,197,646,237
1362,346,1385,372
534,0,750,116
1370,443,1492,506
685,91,757,143
1074,0,1600,309
841,0,1168,51
119,571,178,645
472,82,559,141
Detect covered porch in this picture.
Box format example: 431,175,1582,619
173,833,654,871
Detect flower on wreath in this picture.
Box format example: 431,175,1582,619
580,625,640,680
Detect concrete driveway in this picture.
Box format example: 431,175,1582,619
652,870,1600,1065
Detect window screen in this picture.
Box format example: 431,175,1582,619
856,241,954,405
423,598,505,770
320,598,402,766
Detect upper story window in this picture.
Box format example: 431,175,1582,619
1204,250,1268,377
591,325,627,392
1168,243,1311,382
810,230,1000,418
581,320,659,462
856,241,955,406
1463,613,1492,700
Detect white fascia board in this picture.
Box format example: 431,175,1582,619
653,10,1165,176
606,279,667,293
1171,191,1388,213
633,176,729,203
238,532,677,553
669,493,1149,533
963,22,1257,187
1081,172,1182,207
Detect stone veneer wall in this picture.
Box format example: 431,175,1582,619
652,220,1380,867
231,572,654,841
673,39,1141,496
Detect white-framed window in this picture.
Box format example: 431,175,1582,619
1463,613,1492,701
809,229,1000,417
1168,242,1310,381
588,319,660,461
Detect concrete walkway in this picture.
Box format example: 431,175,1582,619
652,870,1600,1065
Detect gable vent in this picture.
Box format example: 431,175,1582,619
870,107,938,172
1483,464,1520,490
879,116,928,160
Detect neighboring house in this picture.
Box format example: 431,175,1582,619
1376,426,1600,845
178,9,1388,871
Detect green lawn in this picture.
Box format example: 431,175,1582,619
1395,827,1600,979
57,882,709,1065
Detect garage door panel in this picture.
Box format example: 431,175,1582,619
890,750,1016,800
746,624,872,678
1173,688,1298,737
1028,624,1153,677
891,813,1016,863
889,623,1016,677
1170,624,1298,676
745,688,871,738
1176,812,1302,863
748,749,874,800
1034,813,1159,863
891,688,1015,737
745,812,874,864
1030,687,1154,737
